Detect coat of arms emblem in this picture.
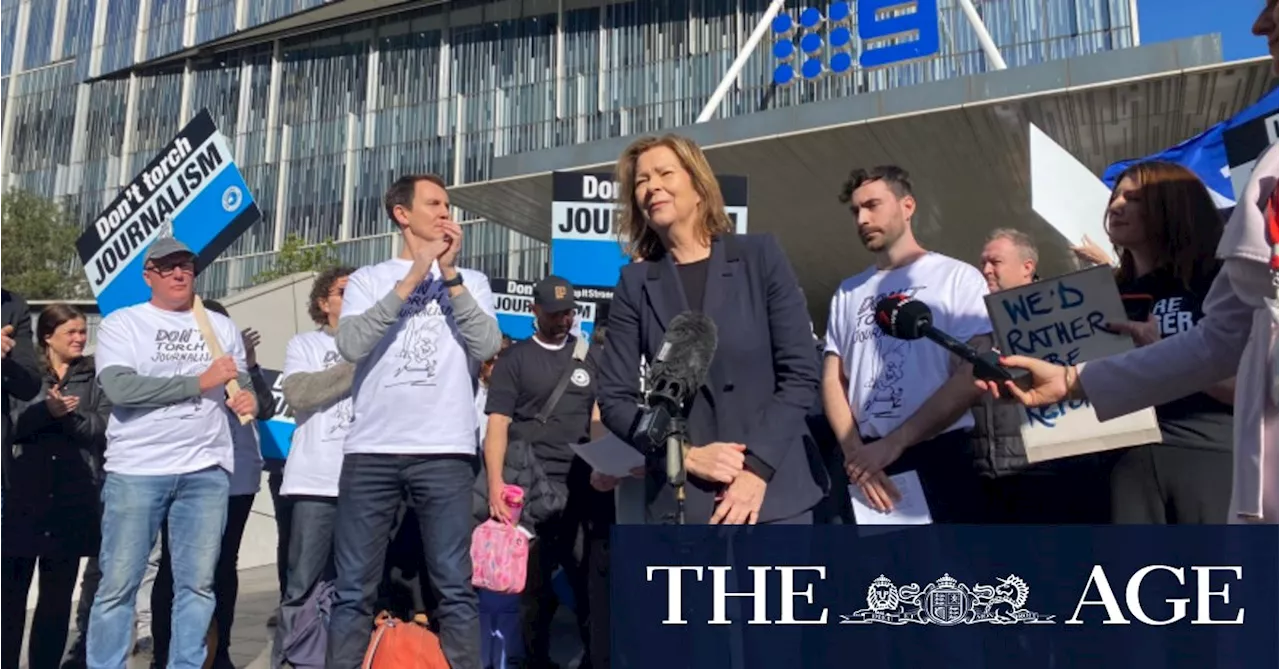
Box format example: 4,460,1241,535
840,573,1055,626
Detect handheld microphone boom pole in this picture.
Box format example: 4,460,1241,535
631,312,718,525
874,295,1032,390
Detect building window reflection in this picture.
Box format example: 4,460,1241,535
2,0,1137,297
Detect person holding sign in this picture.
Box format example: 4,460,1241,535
972,230,1110,524
981,2,1278,525
1095,161,1237,524
823,165,992,522
87,237,257,669
328,174,502,669
148,299,277,668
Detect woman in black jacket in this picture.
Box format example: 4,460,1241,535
1,304,111,669
595,134,823,525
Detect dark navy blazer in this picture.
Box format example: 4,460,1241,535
596,232,825,524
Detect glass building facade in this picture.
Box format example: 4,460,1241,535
2,0,1137,298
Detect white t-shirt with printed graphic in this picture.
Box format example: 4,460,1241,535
95,302,246,476
824,252,992,441
339,258,495,455
280,329,352,497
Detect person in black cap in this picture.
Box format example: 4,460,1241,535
87,235,257,668
481,275,603,669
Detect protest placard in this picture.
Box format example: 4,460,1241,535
75,109,261,316
490,277,612,340
255,367,296,460
984,265,1161,462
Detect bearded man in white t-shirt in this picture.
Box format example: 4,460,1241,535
821,166,993,523
327,173,503,669
87,237,257,669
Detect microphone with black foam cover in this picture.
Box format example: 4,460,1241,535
874,294,1031,391
631,311,718,458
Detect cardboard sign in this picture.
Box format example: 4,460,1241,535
984,265,1161,462
549,172,748,288
255,366,296,460
76,109,261,315
491,278,613,340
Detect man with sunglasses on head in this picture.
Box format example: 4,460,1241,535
87,237,256,669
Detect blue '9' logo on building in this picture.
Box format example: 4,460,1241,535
771,0,941,85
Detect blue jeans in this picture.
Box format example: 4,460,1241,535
272,497,338,669
87,467,229,669
326,454,480,669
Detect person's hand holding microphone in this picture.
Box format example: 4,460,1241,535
973,355,1082,407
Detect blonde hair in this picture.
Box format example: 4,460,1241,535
613,134,735,261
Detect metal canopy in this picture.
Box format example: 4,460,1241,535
448,37,1276,330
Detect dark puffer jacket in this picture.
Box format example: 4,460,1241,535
472,439,568,534
969,395,1032,478
4,355,111,558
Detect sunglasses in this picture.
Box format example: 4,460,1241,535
145,261,196,278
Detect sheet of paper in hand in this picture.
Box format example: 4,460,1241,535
984,264,1162,463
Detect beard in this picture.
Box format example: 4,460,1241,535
539,320,571,339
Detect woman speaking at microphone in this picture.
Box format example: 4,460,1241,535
595,133,824,525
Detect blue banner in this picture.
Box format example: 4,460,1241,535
1102,91,1278,208
490,278,612,341
76,109,262,316
255,366,294,460
612,525,1277,669
549,172,749,292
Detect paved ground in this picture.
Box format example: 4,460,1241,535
21,565,583,668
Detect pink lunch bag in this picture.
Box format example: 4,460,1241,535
471,485,529,594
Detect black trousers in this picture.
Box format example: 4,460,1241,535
1108,444,1233,524
523,460,603,668
981,455,1111,524
60,557,101,669
580,459,616,669
1,555,80,669
151,494,255,668
265,460,293,603
880,429,985,524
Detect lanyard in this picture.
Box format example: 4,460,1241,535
1259,184,1280,296
1264,181,1274,409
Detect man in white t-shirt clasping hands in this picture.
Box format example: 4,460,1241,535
822,166,992,523
327,174,503,669
87,237,256,669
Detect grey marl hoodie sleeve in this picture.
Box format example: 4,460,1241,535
98,366,202,408
451,272,503,362
336,290,404,364
99,366,251,409
283,361,355,413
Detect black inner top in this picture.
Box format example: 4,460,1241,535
676,259,710,313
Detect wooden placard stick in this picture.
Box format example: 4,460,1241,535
192,295,252,425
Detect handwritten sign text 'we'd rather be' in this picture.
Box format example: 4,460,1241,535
984,265,1161,463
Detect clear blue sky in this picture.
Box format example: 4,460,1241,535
1138,0,1269,61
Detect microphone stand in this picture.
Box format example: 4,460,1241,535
665,417,688,526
